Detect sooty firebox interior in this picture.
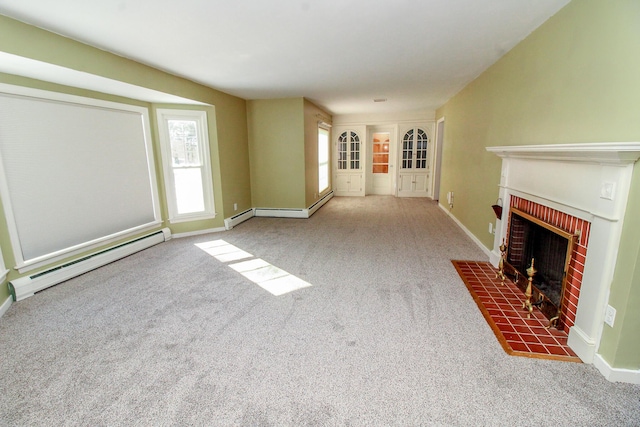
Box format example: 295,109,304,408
505,208,576,328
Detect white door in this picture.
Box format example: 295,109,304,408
397,126,433,198
369,131,393,195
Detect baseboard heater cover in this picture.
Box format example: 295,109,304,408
254,191,334,219
254,207,308,218
224,208,255,230
308,191,333,216
8,228,171,301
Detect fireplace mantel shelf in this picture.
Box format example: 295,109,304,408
486,142,640,165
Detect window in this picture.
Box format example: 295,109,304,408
0,85,161,271
401,127,429,170
337,131,360,170
157,109,215,223
372,132,390,174
318,126,330,193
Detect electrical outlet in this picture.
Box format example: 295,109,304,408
488,222,493,234
233,203,238,211
604,305,616,327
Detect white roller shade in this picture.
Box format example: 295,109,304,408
0,86,160,269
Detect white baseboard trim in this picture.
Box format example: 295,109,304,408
171,227,226,239
489,250,501,267
0,295,12,318
594,353,640,384
567,325,596,364
438,203,491,259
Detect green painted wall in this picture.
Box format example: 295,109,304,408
0,15,251,304
436,0,640,370
247,98,306,208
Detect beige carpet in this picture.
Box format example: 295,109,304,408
1,196,639,426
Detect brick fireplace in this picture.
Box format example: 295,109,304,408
486,143,640,374
506,195,590,333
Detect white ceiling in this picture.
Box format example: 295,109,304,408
0,0,570,115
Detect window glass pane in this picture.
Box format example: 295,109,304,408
372,135,389,174
338,132,347,170
350,132,360,170
318,127,330,192
173,168,205,214
402,130,413,169
168,120,200,166
416,128,428,169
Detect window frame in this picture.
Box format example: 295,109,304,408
156,109,216,223
318,124,331,194
0,84,162,272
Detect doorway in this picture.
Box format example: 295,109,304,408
368,130,394,195
433,118,445,201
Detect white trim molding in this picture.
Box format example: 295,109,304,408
171,227,226,239
594,354,640,384
486,142,640,165
0,295,11,319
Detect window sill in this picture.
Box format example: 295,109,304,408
168,213,217,224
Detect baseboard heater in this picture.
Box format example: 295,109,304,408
224,208,255,230
254,191,334,219
8,228,171,302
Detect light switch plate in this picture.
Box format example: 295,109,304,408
600,182,616,200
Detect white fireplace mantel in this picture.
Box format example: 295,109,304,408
486,142,640,380
486,142,640,165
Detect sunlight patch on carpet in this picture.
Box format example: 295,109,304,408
196,240,312,296
229,258,311,296
195,240,253,262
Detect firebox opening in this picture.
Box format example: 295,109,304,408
506,208,576,327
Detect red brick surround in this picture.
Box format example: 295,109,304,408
508,196,591,333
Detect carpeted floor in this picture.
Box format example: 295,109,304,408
1,196,639,426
